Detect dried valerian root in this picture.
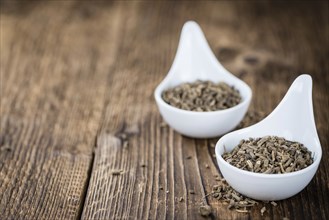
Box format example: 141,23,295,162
162,80,241,112
111,170,123,175
210,178,257,212
199,205,212,217
260,206,266,216
223,136,313,174
208,175,284,214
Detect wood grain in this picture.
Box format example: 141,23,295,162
1,1,121,219
1,1,328,220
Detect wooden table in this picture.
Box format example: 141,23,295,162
1,1,328,219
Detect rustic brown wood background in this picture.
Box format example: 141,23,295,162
1,1,328,220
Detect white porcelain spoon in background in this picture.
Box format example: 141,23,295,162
154,21,252,138
215,74,322,201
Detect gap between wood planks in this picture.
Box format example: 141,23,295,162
76,136,97,220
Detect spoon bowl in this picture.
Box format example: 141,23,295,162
215,74,322,201
154,21,252,138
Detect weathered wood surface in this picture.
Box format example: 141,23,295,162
1,1,328,220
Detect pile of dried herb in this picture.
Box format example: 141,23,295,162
162,80,241,112
208,176,282,215
210,178,257,213
223,136,313,174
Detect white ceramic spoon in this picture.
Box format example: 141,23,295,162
215,74,322,201
154,21,252,138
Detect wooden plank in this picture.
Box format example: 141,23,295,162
82,1,328,220
0,1,123,219
0,117,91,219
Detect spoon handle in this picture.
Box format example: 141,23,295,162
259,74,319,141
165,21,237,84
